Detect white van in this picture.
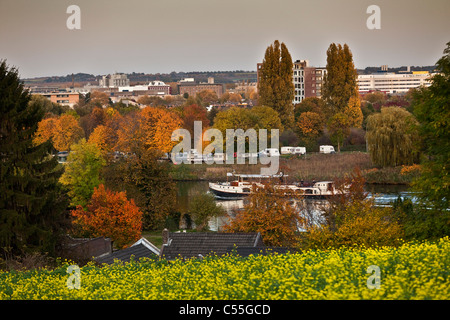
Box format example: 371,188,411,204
292,147,306,155
281,147,294,155
320,145,336,154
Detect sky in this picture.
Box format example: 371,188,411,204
1,0,449,79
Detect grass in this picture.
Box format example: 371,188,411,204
142,230,164,248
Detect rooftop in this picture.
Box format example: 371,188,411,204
160,232,264,260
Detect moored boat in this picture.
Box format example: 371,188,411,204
208,173,345,199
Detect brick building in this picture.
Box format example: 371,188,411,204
177,77,224,98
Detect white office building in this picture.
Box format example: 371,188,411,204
357,71,434,94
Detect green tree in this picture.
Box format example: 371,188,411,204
59,139,106,208
0,60,68,256
258,40,295,128
189,193,226,231
327,112,351,153
213,106,283,152
366,107,419,167
411,41,450,212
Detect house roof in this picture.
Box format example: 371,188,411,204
160,232,264,260
95,238,160,265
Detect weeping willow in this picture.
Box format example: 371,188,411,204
366,107,420,167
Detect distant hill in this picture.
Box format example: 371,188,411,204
23,70,258,86
23,66,437,87
357,65,437,75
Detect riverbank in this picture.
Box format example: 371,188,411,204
168,152,420,185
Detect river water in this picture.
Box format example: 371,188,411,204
175,181,414,231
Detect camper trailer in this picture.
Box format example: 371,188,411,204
280,147,294,155
320,145,336,154
292,147,306,155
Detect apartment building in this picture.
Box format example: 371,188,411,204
257,60,326,104
293,60,326,103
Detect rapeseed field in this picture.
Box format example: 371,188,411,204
1,237,449,300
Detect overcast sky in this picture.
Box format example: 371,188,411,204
1,0,449,78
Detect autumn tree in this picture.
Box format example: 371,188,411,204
137,95,165,107
0,60,68,256
59,139,106,208
301,169,403,250
34,117,57,148
322,43,359,117
225,185,302,247
258,40,295,129
103,150,177,230
34,113,84,151
115,107,183,154
53,113,84,151
366,107,419,167
71,184,143,249
196,89,218,107
296,112,325,148
79,106,106,139
88,124,116,156
90,91,110,107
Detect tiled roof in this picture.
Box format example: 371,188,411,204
95,238,160,265
160,232,264,260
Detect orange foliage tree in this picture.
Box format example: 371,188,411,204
116,106,183,154
70,184,143,249
224,184,302,247
34,117,57,146
88,124,116,156
34,113,84,151
296,111,325,145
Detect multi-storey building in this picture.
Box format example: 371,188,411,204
177,77,224,98
257,60,326,104
293,60,326,103
357,71,434,94
99,73,130,87
38,92,80,108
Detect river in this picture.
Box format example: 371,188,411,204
175,181,414,231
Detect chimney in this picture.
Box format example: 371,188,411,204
162,228,169,245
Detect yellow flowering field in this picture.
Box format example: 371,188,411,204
1,237,449,300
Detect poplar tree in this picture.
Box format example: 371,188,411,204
258,40,295,129
322,43,359,117
0,60,68,256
